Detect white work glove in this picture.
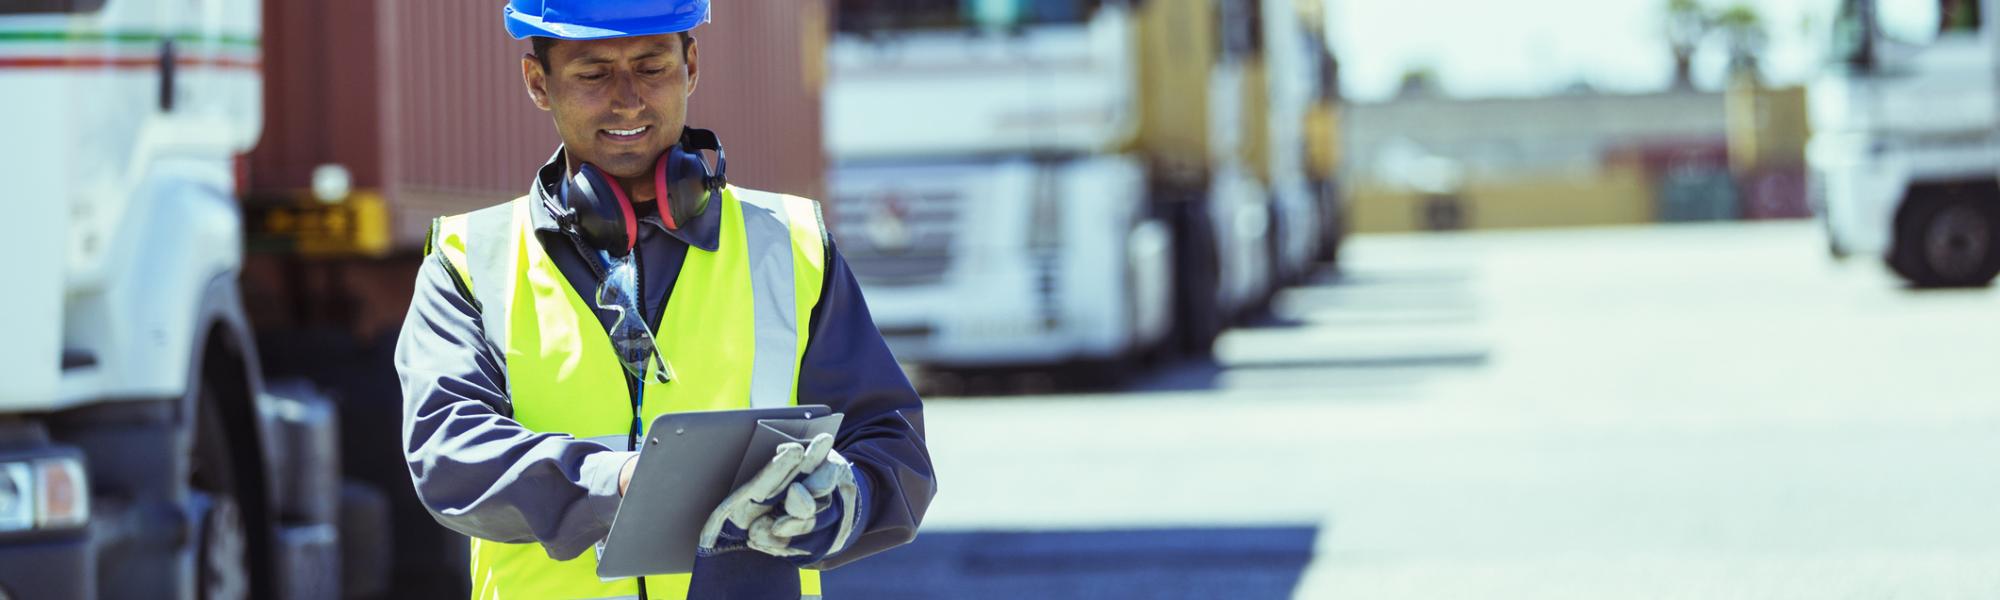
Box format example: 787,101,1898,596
696,433,861,560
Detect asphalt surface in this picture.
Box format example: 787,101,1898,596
828,221,2000,599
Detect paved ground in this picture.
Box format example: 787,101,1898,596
829,221,2000,598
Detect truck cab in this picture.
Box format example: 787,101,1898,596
0,1,350,597
1810,0,2000,286
824,0,1176,372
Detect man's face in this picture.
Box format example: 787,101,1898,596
523,34,698,197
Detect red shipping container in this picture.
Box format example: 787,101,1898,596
1601,138,1732,179
250,0,828,252
1739,167,1810,220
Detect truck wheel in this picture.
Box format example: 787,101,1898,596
192,385,251,600
197,495,251,600
1892,194,2000,287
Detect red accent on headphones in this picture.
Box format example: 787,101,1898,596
608,168,639,253
653,153,679,230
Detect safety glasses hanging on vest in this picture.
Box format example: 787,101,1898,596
544,127,729,385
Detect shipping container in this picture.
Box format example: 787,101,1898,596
1739,166,1810,220
1132,0,1219,181
249,0,829,252
1726,85,1810,172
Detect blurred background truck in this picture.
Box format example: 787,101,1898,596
0,0,833,598
822,0,1345,378
1,0,354,598
1809,0,2000,287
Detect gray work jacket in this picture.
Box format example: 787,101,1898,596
395,149,936,578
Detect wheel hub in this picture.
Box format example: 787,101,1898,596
1925,203,1993,280
199,496,250,600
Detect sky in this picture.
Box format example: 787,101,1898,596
1331,0,1839,102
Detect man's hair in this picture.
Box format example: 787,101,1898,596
531,32,692,70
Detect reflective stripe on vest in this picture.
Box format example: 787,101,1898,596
428,186,828,599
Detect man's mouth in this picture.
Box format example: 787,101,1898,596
600,125,651,142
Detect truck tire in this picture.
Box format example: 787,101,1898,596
1890,193,2000,288
196,495,250,600
1165,198,1221,358
192,385,251,600
338,482,392,599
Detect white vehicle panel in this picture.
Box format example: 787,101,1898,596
0,67,68,410
825,8,1135,160
0,3,260,411
1210,164,1272,316
58,158,242,410
831,157,1155,367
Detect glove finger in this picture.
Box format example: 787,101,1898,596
800,461,837,498
784,482,818,520
797,433,835,473
745,515,782,553
830,475,861,552
726,498,774,530
771,514,817,538
748,515,808,557
742,443,808,503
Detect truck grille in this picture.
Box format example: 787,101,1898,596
829,187,963,286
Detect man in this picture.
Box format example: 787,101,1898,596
395,1,936,598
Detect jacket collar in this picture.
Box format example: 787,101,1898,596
529,146,722,252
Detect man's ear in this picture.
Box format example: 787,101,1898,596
522,53,552,112
684,36,700,98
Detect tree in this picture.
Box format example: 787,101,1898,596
1713,4,1768,86
1664,0,1709,91
1662,0,1770,90
1395,64,1442,99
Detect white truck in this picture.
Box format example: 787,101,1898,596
0,1,372,598
824,1,1179,373
824,0,1338,374
1810,0,2000,286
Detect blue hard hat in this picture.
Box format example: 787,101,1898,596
503,0,710,40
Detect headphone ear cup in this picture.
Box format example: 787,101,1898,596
565,163,638,256
655,147,711,231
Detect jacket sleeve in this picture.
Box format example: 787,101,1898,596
795,239,939,569
395,252,637,560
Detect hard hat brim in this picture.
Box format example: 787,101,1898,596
504,6,707,41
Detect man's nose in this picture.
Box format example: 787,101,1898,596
609,71,646,116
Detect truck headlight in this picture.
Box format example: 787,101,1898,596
0,457,88,533
0,463,30,532
35,458,88,529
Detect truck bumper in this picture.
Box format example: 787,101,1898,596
870,255,1126,367
0,530,92,599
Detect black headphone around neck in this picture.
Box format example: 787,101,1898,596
546,127,729,258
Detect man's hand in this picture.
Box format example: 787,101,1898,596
619,455,638,496
696,433,861,561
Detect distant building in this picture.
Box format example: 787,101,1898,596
1342,88,1807,232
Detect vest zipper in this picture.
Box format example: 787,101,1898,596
627,375,647,599
612,234,651,600
551,205,657,597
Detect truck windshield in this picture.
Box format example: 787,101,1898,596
1831,0,1981,69
835,0,1105,33
1877,0,1979,44
1828,0,1871,67
0,0,105,14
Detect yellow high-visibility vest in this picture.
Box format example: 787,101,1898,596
428,186,828,599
